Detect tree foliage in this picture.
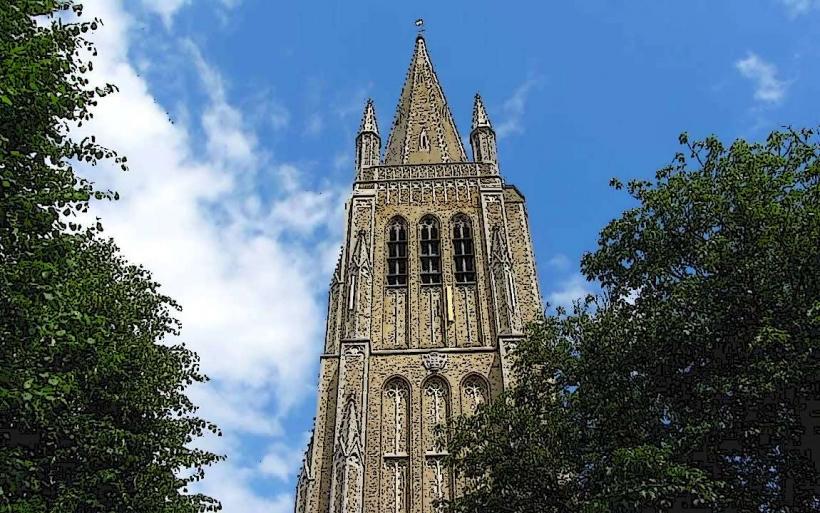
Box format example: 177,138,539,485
446,128,820,512
1,2,223,512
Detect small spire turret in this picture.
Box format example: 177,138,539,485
470,93,498,167
359,98,379,136
356,99,381,175
472,93,492,131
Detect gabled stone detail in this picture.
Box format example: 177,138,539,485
490,224,523,335
331,247,344,288
384,36,467,165
337,397,363,458
329,396,365,513
349,230,371,274
326,247,346,353
295,429,315,513
490,224,511,266
345,230,373,339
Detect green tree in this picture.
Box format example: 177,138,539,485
1,2,223,512
445,128,820,512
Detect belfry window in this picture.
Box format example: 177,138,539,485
386,217,408,287
419,216,442,285
452,215,476,284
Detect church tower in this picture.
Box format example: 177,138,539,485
294,34,543,513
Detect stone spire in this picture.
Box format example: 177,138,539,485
384,35,467,165
470,93,498,166
359,98,379,135
471,93,492,130
356,99,381,173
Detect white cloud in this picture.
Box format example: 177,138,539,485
496,78,540,139
258,442,307,482
140,0,190,28
735,53,789,104
77,1,343,511
777,0,820,16
196,459,294,513
547,273,593,310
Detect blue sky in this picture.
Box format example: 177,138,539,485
76,1,820,511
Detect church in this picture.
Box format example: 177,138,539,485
294,33,544,513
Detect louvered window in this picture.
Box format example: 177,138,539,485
452,215,475,284
419,216,441,285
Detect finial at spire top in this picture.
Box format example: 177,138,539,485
415,18,425,39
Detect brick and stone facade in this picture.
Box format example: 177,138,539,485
294,34,543,513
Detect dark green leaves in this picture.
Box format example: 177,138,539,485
1,2,223,512
446,128,820,512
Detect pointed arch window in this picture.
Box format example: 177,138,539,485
419,128,430,151
387,217,408,287
452,215,476,284
419,216,442,285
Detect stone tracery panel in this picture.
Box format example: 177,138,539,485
418,286,444,348
422,377,450,453
460,374,489,416
381,378,411,513
383,288,409,349
422,376,452,512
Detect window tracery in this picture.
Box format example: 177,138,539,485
382,378,410,513
462,374,489,415
423,377,449,454
387,217,408,287
419,216,442,285
452,215,476,284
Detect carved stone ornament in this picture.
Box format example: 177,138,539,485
344,344,365,358
421,352,448,373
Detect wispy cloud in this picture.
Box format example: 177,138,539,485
777,0,820,16
303,112,324,136
546,253,571,272
735,53,789,104
141,0,242,28
140,0,189,28
496,78,541,139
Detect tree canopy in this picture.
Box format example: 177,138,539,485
1,2,223,512
446,128,820,512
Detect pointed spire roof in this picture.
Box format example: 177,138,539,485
471,93,492,131
358,98,379,136
384,35,467,165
